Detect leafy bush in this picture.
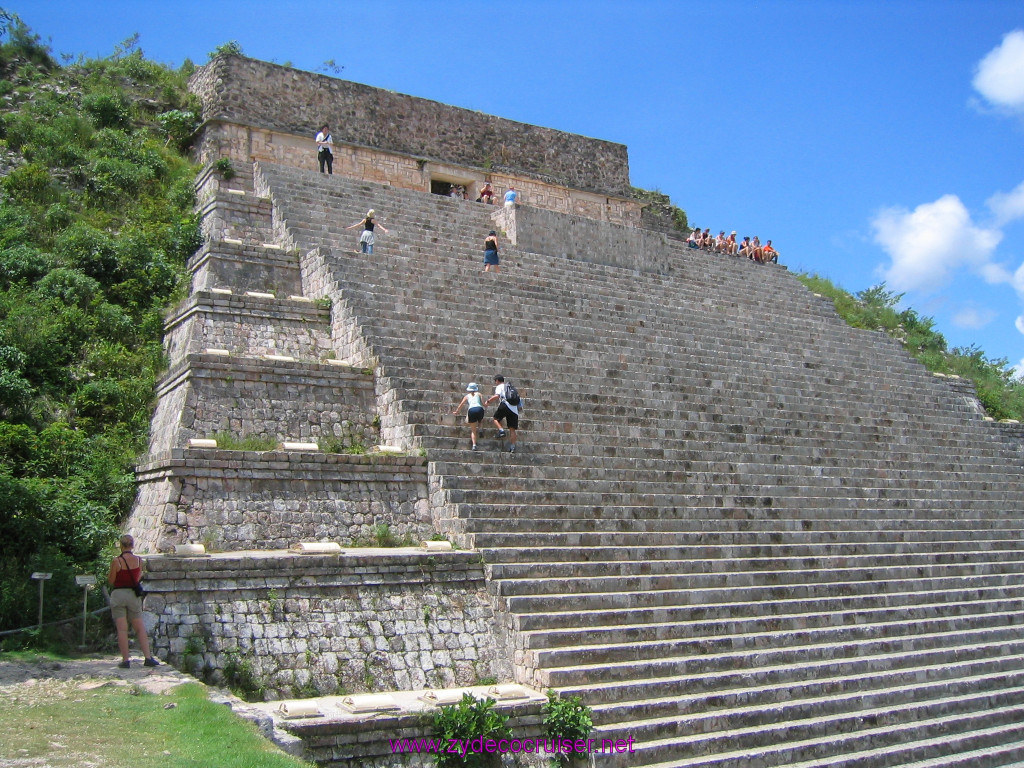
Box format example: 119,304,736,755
214,157,235,179
210,41,244,59
157,109,199,150
543,690,593,766
82,92,132,129
431,694,511,767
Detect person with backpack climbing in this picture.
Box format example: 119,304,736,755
452,382,486,451
485,375,521,453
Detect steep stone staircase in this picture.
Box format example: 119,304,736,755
242,161,1024,766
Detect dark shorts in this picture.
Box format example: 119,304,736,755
493,402,519,429
467,406,485,423
483,249,499,265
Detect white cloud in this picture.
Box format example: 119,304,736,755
987,180,1024,225
952,307,997,330
872,194,1002,293
1013,262,1024,297
973,30,1024,111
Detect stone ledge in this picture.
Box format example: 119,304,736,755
165,289,329,328
135,449,426,480
155,353,371,395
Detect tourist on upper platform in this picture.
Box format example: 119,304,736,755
738,236,754,259
485,375,521,454
701,228,714,249
750,236,764,262
483,230,500,273
452,382,486,451
450,184,467,200
503,186,519,208
108,534,160,670
724,231,739,255
763,240,778,263
714,231,729,253
346,209,388,255
686,229,700,249
477,182,495,204
315,123,333,175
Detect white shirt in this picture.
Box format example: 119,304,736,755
495,383,520,415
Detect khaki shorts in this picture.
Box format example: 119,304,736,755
109,588,142,620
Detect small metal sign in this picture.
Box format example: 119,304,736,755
31,572,53,580
75,575,97,586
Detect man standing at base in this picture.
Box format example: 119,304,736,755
485,375,521,453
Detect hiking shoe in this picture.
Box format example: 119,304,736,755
496,430,506,438
471,444,477,451
143,657,161,667
509,445,516,454
118,660,130,669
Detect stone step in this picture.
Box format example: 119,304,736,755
527,611,1024,670
453,501,1024,526
595,697,1024,768
524,603,1024,653
479,540,1024,567
501,572,1024,619
589,665,1024,743
509,582,1024,633
488,549,1024,584
492,558,1024,600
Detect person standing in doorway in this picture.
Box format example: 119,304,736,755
346,209,389,254
107,534,160,669
315,123,333,174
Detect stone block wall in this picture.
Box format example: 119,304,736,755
129,450,431,553
147,354,378,453
143,550,511,701
190,55,630,198
162,294,332,367
188,240,304,296
504,204,678,274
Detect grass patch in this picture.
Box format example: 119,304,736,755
206,433,278,452
0,680,313,768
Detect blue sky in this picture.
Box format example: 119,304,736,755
16,1,1024,371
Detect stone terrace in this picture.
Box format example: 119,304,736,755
249,159,1024,768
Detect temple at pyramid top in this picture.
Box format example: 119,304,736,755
190,55,642,226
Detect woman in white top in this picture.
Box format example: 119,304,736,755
452,382,486,450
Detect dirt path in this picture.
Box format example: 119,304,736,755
0,653,194,695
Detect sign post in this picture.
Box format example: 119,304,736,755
30,572,52,628
75,575,97,647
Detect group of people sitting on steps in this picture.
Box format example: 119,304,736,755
688,228,779,264
452,376,522,453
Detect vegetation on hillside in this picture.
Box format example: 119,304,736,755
796,273,1024,420
0,11,201,636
